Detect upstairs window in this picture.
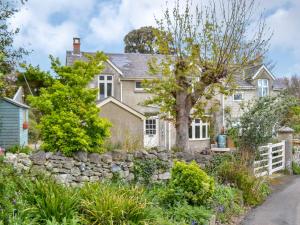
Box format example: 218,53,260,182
258,79,269,97
99,75,113,100
233,92,244,101
189,119,210,140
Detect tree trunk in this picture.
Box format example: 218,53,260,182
175,89,192,152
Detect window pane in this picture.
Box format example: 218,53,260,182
263,87,267,96
145,119,156,135
258,79,262,87
195,119,200,124
195,126,200,139
189,126,193,139
234,93,243,100
107,76,113,81
202,125,207,139
207,125,210,138
136,81,142,89
107,83,112,97
99,83,105,99
99,76,105,80
258,88,263,97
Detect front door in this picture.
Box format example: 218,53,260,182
144,117,159,148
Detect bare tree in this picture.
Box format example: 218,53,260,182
144,0,271,151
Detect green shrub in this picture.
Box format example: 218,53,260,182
167,203,212,225
28,52,111,156
22,177,79,223
207,184,244,223
205,152,239,176
46,217,81,225
292,161,300,175
0,161,29,224
6,145,32,154
147,200,212,225
79,183,151,225
169,161,215,205
212,157,270,206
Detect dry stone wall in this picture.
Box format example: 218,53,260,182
4,149,212,186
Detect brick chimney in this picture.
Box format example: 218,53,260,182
73,37,80,55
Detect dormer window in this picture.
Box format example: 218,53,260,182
258,79,269,97
99,75,113,100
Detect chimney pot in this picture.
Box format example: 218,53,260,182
73,37,80,55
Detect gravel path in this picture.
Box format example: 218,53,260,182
241,176,300,225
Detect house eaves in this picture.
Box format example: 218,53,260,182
252,65,276,80
106,59,124,77
97,97,145,120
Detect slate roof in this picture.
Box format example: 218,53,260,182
66,51,285,90
66,51,163,79
273,79,287,90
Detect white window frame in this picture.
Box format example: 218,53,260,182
145,118,157,136
98,75,113,100
189,119,210,141
233,92,244,101
257,79,269,97
135,81,144,91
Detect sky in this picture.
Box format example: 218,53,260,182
8,0,300,77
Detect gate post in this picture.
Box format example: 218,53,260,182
268,143,273,175
277,127,294,175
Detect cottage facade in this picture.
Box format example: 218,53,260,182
66,38,284,152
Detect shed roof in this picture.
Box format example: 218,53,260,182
2,97,30,109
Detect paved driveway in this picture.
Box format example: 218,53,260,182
241,176,300,225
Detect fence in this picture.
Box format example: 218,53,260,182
292,139,300,165
254,141,285,177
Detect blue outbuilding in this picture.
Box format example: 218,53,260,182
0,94,30,149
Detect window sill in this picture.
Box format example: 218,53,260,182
189,138,210,141
134,89,146,93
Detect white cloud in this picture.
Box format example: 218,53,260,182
9,0,97,56
7,0,300,75
86,0,164,44
267,3,300,52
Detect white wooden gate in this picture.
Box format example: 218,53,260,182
254,141,285,177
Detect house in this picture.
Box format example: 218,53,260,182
66,38,285,152
0,87,30,148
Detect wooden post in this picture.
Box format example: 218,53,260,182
268,143,273,175
277,127,294,175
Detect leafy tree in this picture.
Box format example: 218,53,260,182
283,75,300,99
17,64,55,97
229,94,297,153
144,0,270,151
124,26,159,54
284,105,300,134
28,52,111,156
0,1,28,74
0,1,28,97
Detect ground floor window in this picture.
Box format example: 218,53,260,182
189,119,210,140
145,119,157,135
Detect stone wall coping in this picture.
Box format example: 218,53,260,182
278,126,294,133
